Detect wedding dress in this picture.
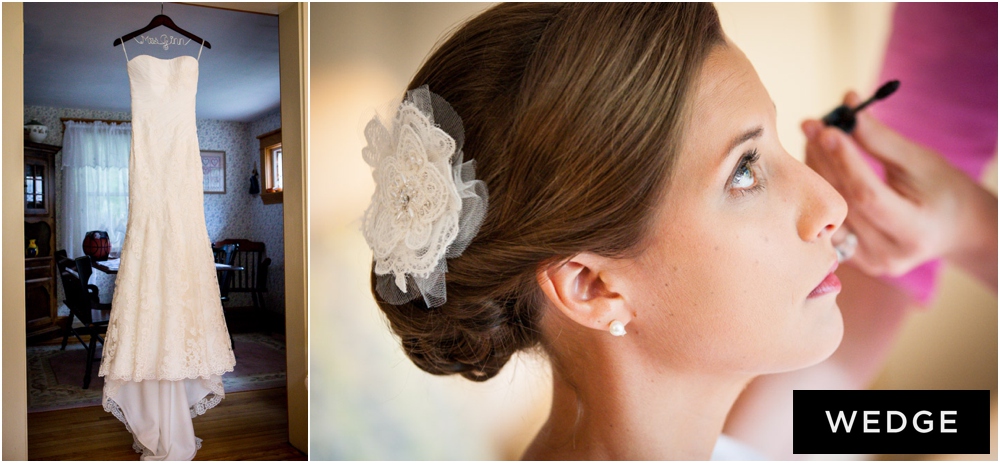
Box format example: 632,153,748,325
99,40,236,460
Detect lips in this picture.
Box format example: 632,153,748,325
808,261,841,299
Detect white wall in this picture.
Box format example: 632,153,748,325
717,3,894,163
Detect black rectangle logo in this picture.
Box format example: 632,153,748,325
793,390,990,454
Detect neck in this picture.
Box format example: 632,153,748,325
524,354,752,460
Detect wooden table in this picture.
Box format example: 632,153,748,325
93,258,244,274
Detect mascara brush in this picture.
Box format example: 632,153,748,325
822,80,900,133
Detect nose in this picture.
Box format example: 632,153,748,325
795,160,847,243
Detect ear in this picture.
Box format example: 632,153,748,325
536,253,631,334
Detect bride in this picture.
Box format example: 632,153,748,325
360,3,847,459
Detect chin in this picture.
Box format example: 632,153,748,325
761,302,845,375
797,302,845,370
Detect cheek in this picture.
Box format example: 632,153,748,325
629,201,840,373
679,228,791,347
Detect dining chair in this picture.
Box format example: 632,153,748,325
213,239,271,312
213,243,239,303
56,249,75,350
58,250,111,350
57,255,111,389
212,243,239,353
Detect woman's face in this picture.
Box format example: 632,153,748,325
620,42,847,375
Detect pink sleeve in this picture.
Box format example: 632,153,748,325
865,3,998,305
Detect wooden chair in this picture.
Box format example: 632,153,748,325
212,239,271,312
212,243,239,352
57,250,111,350
56,254,111,389
56,250,75,349
212,243,239,302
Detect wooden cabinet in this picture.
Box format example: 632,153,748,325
24,141,61,342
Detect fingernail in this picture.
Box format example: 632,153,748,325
846,91,861,106
821,132,839,151
802,122,819,140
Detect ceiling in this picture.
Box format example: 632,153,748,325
190,3,284,16
23,2,280,122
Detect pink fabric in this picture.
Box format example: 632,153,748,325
864,2,998,305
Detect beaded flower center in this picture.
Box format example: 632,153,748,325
391,174,419,220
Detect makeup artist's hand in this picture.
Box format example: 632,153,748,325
802,91,997,292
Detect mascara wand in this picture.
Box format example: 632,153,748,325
822,80,900,133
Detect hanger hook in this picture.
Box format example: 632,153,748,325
160,2,163,15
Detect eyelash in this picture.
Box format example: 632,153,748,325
729,148,764,197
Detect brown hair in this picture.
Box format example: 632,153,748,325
372,3,724,381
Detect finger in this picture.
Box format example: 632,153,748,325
803,129,830,170
815,126,912,228
804,139,844,194
845,204,929,277
831,225,850,247
801,120,829,167
809,107,915,240
837,161,917,247
843,91,862,108
802,119,824,142
842,230,881,276
812,127,882,201
804,119,849,181
841,216,894,276
851,106,927,170
847,241,883,276
833,91,925,239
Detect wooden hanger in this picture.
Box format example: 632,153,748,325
112,4,211,49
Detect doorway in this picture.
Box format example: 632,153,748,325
4,2,308,459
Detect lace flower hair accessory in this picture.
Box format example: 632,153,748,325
362,86,488,308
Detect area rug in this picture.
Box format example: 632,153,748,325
28,332,286,413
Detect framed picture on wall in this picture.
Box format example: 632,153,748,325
201,150,226,194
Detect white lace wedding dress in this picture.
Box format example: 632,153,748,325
99,44,236,460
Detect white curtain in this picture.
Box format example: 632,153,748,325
61,121,131,258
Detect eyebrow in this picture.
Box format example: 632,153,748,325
722,126,764,162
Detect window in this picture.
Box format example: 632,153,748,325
270,146,282,190
61,120,131,257
24,162,45,211
257,128,282,204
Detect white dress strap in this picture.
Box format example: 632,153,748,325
121,36,129,62
197,40,204,61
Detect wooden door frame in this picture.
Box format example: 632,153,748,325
2,2,309,457
3,3,29,459
275,1,309,453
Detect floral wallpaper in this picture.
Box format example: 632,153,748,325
200,109,285,313
246,110,285,314
24,105,285,315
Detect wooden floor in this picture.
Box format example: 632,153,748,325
28,387,306,460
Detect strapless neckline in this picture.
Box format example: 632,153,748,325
127,54,198,65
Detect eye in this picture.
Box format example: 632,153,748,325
729,149,762,196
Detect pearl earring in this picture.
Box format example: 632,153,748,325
609,320,627,337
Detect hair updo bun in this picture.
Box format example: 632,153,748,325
371,3,724,381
